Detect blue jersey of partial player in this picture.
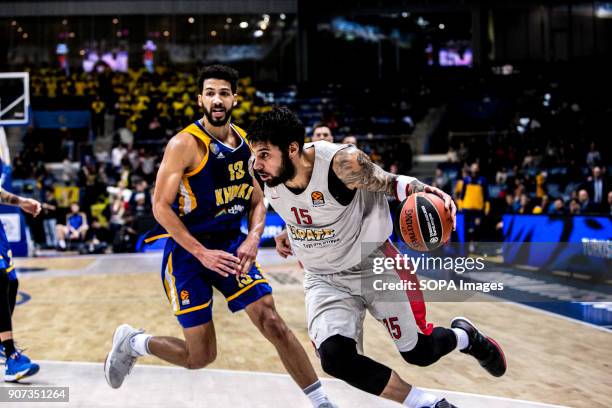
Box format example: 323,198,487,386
0,162,16,278
0,213,17,281
148,120,254,240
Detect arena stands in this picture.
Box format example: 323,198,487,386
5,64,610,253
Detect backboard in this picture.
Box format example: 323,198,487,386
0,72,30,126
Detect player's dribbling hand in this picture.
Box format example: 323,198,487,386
274,229,293,258
423,185,457,231
236,236,259,276
19,198,42,217
195,248,241,278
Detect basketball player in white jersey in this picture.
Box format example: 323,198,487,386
248,107,506,408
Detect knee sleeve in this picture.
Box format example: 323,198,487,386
0,272,13,333
319,335,392,396
401,327,457,367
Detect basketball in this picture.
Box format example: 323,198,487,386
396,192,452,251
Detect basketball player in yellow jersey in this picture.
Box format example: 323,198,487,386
105,66,336,408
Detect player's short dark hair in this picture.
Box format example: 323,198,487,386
196,64,239,93
248,106,305,152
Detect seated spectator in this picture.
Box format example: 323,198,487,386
56,202,89,249
109,191,128,233
569,199,581,215
81,218,111,254
128,179,152,216
516,194,533,214
608,191,612,216
112,215,138,253
577,189,597,213
341,135,357,145
548,198,566,215
311,123,334,142
503,194,516,214
148,116,165,140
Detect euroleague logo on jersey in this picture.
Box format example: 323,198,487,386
180,290,190,306
311,191,325,207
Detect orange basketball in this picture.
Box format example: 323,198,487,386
396,192,452,251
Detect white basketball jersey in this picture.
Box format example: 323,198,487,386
264,141,392,274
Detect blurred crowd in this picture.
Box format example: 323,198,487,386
439,91,611,217
6,67,610,253
11,66,275,253
424,80,610,243
28,66,271,145
25,147,158,254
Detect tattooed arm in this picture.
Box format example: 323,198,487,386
332,146,456,228
0,188,42,216
0,189,21,206
331,146,424,195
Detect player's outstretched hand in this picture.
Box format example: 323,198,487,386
274,229,293,258
195,248,240,278
236,236,259,276
19,198,42,217
423,185,457,231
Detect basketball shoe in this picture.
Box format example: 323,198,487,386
451,317,506,377
5,351,40,382
104,323,144,388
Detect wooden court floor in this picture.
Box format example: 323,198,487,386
11,253,612,408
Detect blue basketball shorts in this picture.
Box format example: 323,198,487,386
0,244,16,281
161,234,272,328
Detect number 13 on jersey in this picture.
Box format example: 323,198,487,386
228,161,245,181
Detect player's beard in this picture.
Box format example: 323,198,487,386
202,104,233,127
264,149,296,187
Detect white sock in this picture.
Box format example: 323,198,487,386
452,328,470,351
129,333,152,357
403,387,440,408
58,240,66,249
304,380,331,407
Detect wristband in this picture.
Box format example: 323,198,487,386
394,175,418,201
